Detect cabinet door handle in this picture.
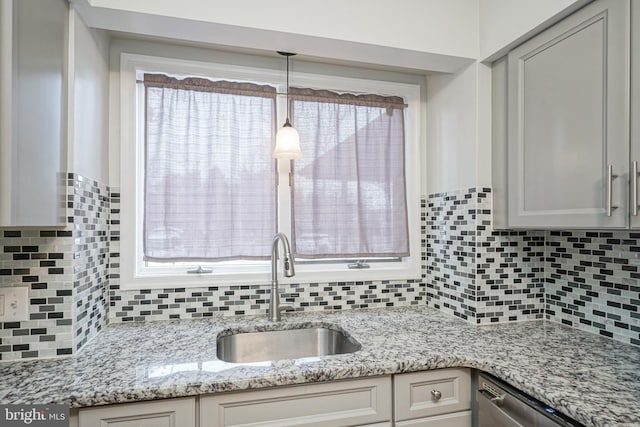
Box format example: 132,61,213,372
607,164,619,217
633,161,638,216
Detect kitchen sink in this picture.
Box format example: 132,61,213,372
216,326,361,363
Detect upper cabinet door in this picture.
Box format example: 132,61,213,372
507,0,630,228
630,1,640,228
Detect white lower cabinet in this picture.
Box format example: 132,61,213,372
394,368,471,427
200,376,392,427
75,369,471,427
77,397,196,427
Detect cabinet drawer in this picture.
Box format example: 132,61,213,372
78,397,196,427
394,368,470,421
200,376,392,427
396,410,471,427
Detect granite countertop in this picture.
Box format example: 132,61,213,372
0,306,639,427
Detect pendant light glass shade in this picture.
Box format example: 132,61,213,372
274,119,302,159
273,51,303,160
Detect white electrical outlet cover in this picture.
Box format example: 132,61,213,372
0,287,29,322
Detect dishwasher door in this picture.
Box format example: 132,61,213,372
477,374,579,427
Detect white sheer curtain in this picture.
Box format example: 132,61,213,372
290,88,409,258
143,74,277,261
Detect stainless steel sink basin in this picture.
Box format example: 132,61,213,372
216,326,361,363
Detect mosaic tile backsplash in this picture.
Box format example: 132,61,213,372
427,188,640,346
70,175,109,352
0,229,74,360
0,174,109,361
425,188,546,324
545,230,640,345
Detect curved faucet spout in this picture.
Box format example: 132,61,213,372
269,232,296,321
272,232,295,281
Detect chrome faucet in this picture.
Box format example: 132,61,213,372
269,232,295,321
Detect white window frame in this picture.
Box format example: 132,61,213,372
119,53,422,289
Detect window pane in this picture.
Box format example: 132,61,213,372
143,74,277,261
291,88,409,258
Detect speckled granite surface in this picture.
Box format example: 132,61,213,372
0,306,638,427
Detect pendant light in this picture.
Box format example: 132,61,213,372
273,51,303,159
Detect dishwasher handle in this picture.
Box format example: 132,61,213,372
487,389,506,406
477,389,525,427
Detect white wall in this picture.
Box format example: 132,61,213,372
69,9,110,183
476,62,492,189
426,63,479,194
87,0,479,59
479,0,590,60
72,0,476,73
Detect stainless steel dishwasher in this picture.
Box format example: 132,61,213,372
477,373,584,427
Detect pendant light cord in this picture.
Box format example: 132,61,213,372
277,51,296,127
286,54,290,120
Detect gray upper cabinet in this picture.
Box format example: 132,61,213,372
504,0,629,228
0,0,68,227
631,1,640,228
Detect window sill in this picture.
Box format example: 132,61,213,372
119,262,422,290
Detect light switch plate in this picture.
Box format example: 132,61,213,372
0,287,29,322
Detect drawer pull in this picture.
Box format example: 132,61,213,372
431,389,442,401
